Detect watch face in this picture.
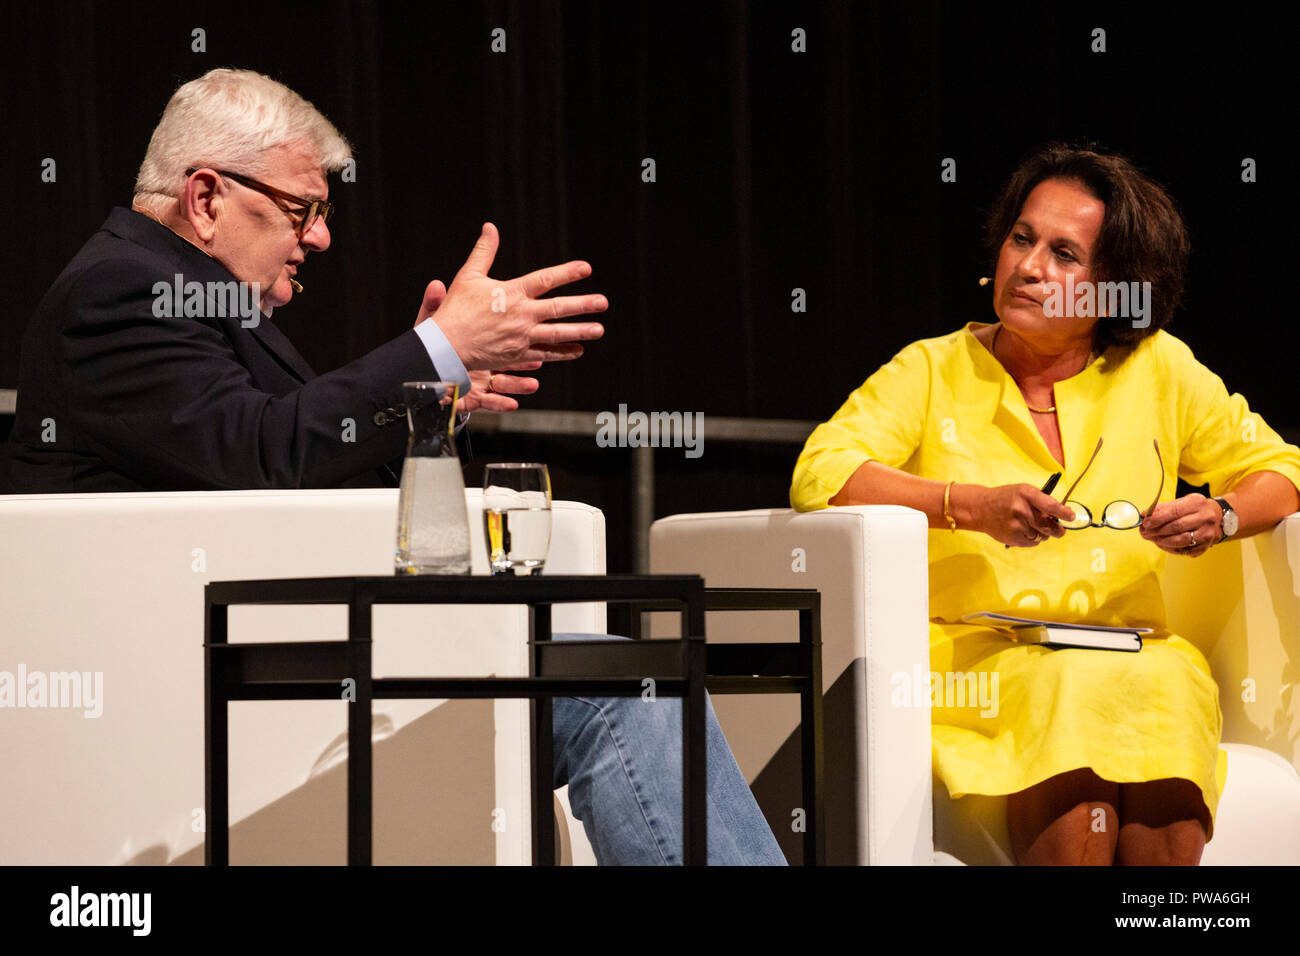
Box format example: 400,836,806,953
1222,509,1239,536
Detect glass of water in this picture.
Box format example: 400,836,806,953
483,463,552,575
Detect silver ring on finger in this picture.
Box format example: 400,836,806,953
1189,530,1197,548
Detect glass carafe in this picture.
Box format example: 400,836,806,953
394,381,472,575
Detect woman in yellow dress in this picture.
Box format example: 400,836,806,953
790,144,1300,865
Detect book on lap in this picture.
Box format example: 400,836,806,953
960,612,1149,652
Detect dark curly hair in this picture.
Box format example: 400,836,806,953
983,143,1190,353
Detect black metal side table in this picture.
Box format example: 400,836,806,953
204,574,823,865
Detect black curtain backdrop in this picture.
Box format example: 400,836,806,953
2,1,1294,569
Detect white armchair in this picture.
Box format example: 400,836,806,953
0,488,601,865
649,506,1300,865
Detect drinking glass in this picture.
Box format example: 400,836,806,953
482,463,552,575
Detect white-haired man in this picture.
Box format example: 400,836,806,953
1,69,785,864
6,68,606,490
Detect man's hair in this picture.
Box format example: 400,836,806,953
982,143,1190,353
133,68,352,215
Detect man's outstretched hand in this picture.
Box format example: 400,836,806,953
415,222,607,371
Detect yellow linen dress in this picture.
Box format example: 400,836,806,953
791,322,1300,835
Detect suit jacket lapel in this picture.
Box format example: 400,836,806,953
106,208,320,384
104,207,396,485
248,319,317,383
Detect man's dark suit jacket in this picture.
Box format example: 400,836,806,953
2,208,442,493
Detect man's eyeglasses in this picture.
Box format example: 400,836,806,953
1056,437,1164,530
185,167,334,238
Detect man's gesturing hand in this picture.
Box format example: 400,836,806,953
458,367,541,414
425,222,607,371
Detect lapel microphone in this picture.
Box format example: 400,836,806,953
290,278,304,293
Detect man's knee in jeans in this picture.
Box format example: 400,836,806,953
547,632,703,794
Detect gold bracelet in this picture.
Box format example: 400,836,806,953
943,481,958,531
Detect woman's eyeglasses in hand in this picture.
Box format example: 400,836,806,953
1056,437,1164,531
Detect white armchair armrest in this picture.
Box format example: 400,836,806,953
650,505,932,864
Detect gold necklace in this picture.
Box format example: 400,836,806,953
991,325,1097,415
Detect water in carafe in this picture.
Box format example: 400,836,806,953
395,381,471,574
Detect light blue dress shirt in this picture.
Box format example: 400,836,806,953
413,319,471,395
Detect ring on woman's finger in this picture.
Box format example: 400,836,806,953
1189,531,1197,548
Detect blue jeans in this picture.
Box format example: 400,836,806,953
549,634,787,865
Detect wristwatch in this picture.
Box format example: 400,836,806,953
1213,496,1239,540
